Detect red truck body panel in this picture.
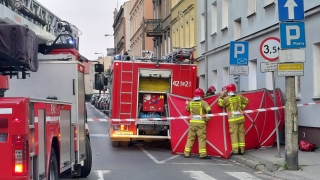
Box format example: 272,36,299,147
0,97,72,180
109,60,197,140
111,61,197,119
0,98,29,179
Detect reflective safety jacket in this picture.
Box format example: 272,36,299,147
186,100,211,124
218,95,249,122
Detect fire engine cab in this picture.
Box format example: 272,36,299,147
0,1,92,179
102,49,198,147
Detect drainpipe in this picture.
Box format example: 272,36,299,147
204,0,208,90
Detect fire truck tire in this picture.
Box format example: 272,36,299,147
120,141,129,147
111,141,120,147
79,136,92,177
48,148,59,180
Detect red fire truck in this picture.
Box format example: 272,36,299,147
105,49,198,147
0,14,92,180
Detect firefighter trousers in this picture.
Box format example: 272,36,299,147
184,123,207,157
229,120,245,154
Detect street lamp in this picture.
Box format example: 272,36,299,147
104,34,114,37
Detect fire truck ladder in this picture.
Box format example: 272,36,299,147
119,61,134,119
0,0,81,43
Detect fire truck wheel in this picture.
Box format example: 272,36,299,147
48,148,59,180
120,141,129,147
111,141,120,147
79,136,92,177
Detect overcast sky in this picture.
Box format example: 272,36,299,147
37,0,129,60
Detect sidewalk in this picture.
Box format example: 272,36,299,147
230,144,320,180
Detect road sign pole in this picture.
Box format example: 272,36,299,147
259,35,281,158
278,0,305,170
272,71,281,158
284,76,299,170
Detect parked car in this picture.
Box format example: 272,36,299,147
95,95,107,109
90,94,99,105
99,97,108,110
103,96,110,115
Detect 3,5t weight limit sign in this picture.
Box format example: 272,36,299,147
260,37,280,62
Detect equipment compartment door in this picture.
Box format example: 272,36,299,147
77,71,86,160
38,109,46,178
59,110,72,170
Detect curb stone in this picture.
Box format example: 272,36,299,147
230,155,313,180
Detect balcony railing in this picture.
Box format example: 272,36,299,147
144,19,162,37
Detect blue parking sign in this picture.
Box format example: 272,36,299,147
280,22,306,49
230,41,249,66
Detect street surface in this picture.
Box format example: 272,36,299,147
63,103,282,180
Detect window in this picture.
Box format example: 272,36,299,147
167,34,171,53
172,31,176,48
185,15,190,47
221,0,228,29
265,72,273,90
313,43,320,97
201,13,205,41
212,70,218,89
190,13,195,47
248,0,257,16
234,18,241,40
179,19,184,46
200,74,206,90
248,60,257,90
164,38,167,55
176,28,179,47
234,76,240,91
223,67,229,85
211,2,217,34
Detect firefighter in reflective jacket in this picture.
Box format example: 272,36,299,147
205,86,216,97
184,88,212,159
218,83,249,155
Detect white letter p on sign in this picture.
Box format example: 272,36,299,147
234,44,245,58
286,25,300,45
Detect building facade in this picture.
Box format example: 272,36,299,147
129,0,154,56
171,0,198,58
146,0,172,58
113,1,131,55
197,0,320,144
96,56,112,71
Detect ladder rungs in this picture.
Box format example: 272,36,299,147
120,65,134,116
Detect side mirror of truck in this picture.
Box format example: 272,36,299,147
94,73,104,90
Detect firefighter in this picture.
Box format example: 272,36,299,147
205,86,216,96
218,83,249,155
184,88,212,159
221,86,227,97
